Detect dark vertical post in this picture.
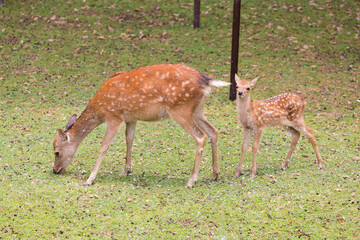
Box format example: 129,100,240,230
229,0,242,101
193,0,200,29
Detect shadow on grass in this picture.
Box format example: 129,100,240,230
48,161,324,188
50,169,216,188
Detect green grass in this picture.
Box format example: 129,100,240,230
1,0,359,239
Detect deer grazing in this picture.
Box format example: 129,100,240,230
233,74,323,179
53,64,230,188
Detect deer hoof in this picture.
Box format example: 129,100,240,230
281,161,290,170
211,172,219,181
119,170,131,177
233,171,241,178
185,179,196,189
82,182,91,187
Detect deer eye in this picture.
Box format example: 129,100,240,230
55,152,60,157
246,87,250,91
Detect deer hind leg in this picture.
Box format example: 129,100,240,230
234,128,252,178
83,120,124,186
194,113,219,181
250,128,264,179
168,108,206,189
120,122,136,177
281,127,300,170
293,120,323,169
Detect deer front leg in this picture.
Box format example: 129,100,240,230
250,128,264,179
83,120,123,186
120,122,136,177
234,128,252,178
281,127,300,170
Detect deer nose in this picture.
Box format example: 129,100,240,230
238,91,243,96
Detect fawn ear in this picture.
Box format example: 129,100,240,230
235,74,241,85
58,129,69,142
250,77,259,88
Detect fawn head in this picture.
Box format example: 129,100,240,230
53,115,78,174
235,74,258,98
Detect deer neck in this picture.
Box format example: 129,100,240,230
237,95,253,127
67,106,102,147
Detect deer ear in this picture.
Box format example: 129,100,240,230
65,114,77,131
111,71,127,78
58,129,68,142
250,77,259,88
235,74,241,85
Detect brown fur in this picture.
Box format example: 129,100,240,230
53,64,228,188
233,75,323,179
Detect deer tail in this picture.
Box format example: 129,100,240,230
208,80,231,87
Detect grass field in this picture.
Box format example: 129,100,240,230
1,0,359,239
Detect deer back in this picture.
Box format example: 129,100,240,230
88,64,212,122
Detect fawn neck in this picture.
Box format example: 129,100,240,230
237,94,253,127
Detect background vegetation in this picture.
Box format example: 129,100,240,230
0,0,359,238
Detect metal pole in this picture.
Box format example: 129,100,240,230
193,0,200,29
229,0,242,101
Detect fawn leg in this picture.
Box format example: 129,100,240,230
194,113,219,180
168,109,206,189
234,128,252,178
294,121,323,169
84,120,123,186
250,128,264,179
281,127,300,170
120,122,136,177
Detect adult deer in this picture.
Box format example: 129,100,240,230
233,74,323,179
53,64,230,188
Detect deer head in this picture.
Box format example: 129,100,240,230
235,74,258,98
53,115,78,174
